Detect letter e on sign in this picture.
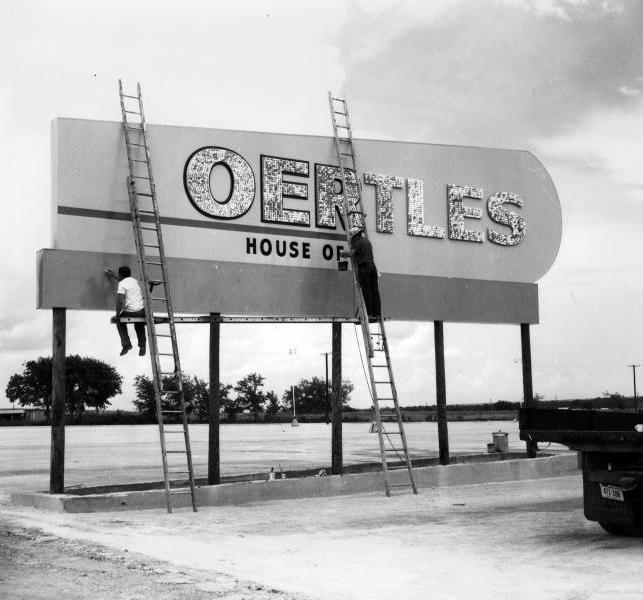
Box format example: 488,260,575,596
184,147,255,219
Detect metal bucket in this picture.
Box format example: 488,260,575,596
492,431,509,452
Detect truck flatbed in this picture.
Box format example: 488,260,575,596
519,407,643,536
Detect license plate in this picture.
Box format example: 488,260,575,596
600,484,624,502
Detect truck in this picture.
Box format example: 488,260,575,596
519,407,643,536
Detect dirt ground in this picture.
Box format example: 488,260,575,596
0,514,299,600
3,472,643,600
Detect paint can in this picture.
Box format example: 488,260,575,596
492,431,509,452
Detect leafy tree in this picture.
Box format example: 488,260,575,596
5,355,122,421
234,372,266,421
65,356,122,419
264,390,281,421
133,373,211,418
6,357,53,418
132,374,157,418
282,376,353,414
220,389,245,422
196,381,233,420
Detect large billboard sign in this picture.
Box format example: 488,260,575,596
38,118,561,323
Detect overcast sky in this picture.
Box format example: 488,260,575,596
2,0,643,411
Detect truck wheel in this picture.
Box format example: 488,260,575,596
599,521,643,537
599,521,625,535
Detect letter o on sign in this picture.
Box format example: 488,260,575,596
184,147,255,219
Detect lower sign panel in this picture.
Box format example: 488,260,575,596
37,248,539,324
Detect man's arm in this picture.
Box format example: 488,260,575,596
104,268,119,281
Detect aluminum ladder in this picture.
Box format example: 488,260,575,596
118,80,197,513
328,92,417,496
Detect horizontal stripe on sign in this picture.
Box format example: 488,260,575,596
57,206,346,242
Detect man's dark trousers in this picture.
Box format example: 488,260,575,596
116,309,146,350
357,263,381,318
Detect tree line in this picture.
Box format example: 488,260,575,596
5,356,352,423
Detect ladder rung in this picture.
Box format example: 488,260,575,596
374,381,391,384
336,124,349,129
165,450,187,454
167,470,190,475
132,159,148,163
145,260,162,265
389,483,414,487
162,410,183,413
161,390,180,394
122,94,139,99
151,297,168,302
143,244,160,248
138,209,156,214
158,352,175,356
141,226,158,231
170,490,194,495
132,175,150,179
126,125,143,130
125,110,141,115
377,398,395,402
136,192,153,197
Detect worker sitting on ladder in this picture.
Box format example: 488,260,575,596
104,266,147,356
340,226,381,321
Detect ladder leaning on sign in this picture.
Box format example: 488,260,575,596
116,80,197,514
328,92,417,497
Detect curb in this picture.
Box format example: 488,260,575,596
11,453,579,513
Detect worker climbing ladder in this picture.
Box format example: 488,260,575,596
118,81,197,513
328,92,418,497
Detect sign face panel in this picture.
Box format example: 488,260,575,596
40,118,561,322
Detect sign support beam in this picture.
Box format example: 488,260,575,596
331,322,343,475
50,308,66,494
434,320,450,465
208,313,221,484
521,323,538,458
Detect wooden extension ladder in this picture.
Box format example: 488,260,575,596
118,80,197,513
328,92,418,496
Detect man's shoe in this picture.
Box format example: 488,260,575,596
120,345,132,356
139,347,146,356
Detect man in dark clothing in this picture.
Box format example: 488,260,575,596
340,226,381,320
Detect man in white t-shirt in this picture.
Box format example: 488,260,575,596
105,266,146,356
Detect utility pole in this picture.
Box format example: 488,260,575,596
628,364,640,412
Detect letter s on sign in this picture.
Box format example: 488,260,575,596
184,147,255,219
487,192,526,246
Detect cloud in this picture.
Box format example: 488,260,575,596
339,0,643,149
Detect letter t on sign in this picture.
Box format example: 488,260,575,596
363,172,403,233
